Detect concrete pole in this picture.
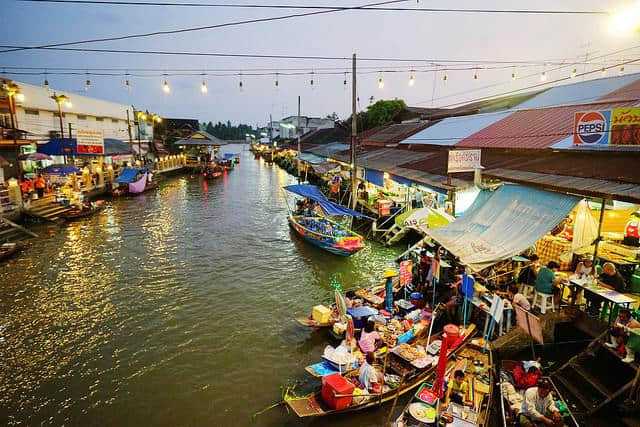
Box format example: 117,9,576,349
297,95,301,183
350,53,357,209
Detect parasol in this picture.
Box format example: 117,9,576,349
19,153,52,161
334,289,347,321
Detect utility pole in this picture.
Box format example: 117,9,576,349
126,108,133,148
297,95,301,183
350,53,358,209
57,102,64,138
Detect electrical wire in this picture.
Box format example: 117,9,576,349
15,0,609,15
0,0,411,54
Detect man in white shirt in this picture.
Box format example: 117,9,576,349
519,379,562,427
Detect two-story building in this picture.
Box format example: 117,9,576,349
278,116,335,140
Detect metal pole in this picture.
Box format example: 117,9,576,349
57,102,64,138
593,198,606,262
126,109,133,147
350,53,357,209
297,95,301,183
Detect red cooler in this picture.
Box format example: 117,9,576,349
321,373,355,410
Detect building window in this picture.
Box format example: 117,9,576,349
24,109,39,116
53,112,65,118
96,117,104,122
111,118,118,123
77,114,87,120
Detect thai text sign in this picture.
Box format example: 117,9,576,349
447,149,481,173
76,129,104,154
574,108,640,146
399,260,413,286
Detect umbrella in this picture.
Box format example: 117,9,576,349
41,164,81,176
0,156,9,167
334,289,347,321
19,153,52,161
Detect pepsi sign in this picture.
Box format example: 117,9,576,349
573,110,610,145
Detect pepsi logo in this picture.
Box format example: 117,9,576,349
575,111,607,144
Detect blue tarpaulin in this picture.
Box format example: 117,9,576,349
426,184,580,271
364,168,384,187
115,167,140,184
222,152,239,160
37,138,76,156
41,164,80,175
283,184,372,219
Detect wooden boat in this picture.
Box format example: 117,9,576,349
393,344,492,427
295,277,402,328
112,167,158,197
289,215,364,256
499,360,580,427
61,204,105,221
285,324,476,417
0,242,21,262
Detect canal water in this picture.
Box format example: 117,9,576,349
0,145,403,426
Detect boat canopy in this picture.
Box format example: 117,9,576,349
284,184,372,219
222,152,239,160
115,167,142,184
425,183,580,272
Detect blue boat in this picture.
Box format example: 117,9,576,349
283,184,371,256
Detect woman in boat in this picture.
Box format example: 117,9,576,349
358,320,382,354
358,352,382,394
443,369,470,406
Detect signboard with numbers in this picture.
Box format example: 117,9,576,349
76,129,104,154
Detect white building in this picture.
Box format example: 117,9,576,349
278,116,334,139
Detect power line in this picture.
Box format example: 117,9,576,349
16,0,610,15
0,0,410,54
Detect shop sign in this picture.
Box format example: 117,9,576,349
573,110,610,145
399,260,413,286
610,107,640,146
447,149,482,173
76,129,104,154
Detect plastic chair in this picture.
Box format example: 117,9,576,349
520,284,536,301
533,291,555,314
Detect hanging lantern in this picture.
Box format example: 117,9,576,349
408,72,416,86
310,71,315,87
201,80,208,94
442,73,448,82
377,76,384,89
540,71,547,82
571,68,577,78
162,80,170,94
619,65,625,75
275,72,279,87
511,72,516,80
85,79,91,91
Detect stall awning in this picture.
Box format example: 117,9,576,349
283,184,372,219
363,168,384,187
311,161,340,175
299,152,325,164
37,138,76,156
104,138,133,156
425,184,580,271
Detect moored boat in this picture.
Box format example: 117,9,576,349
0,242,21,262
61,201,106,221
112,167,158,196
284,323,476,417
283,184,370,257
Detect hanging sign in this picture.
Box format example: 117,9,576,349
610,107,640,146
399,260,413,286
573,110,610,146
76,129,104,154
447,149,482,173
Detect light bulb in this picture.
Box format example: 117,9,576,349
511,72,516,80
162,80,170,94
540,71,547,82
124,79,130,88
408,73,415,86
85,79,91,91
442,73,447,82
201,81,208,94
571,68,577,78
619,65,625,75
378,77,384,89
473,72,478,80
601,67,607,76
43,78,49,88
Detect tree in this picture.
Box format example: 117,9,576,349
364,99,407,129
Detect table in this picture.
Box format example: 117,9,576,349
468,295,512,338
568,277,636,324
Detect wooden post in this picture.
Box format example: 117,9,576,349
593,198,606,262
350,53,358,209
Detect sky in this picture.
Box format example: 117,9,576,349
2,0,640,126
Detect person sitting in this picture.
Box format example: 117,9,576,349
599,262,627,293
508,284,531,311
574,256,594,279
534,261,563,308
444,370,469,406
606,308,640,363
519,379,563,427
358,352,382,393
358,320,382,354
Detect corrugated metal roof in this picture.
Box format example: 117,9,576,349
457,100,638,149
363,122,429,145
304,142,349,158
484,168,640,204
516,73,640,109
400,111,513,146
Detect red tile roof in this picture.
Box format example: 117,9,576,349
456,100,637,149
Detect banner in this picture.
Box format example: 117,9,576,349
447,149,482,173
399,260,413,286
76,129,104,154
610,107,640,146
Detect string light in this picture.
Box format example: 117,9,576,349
377,75,384,89
511,72,516,80
275,72,279,87
43,71,49,88
310,71,315,87
442,73,448,82
343,72,347,87
239,72,243,91
473,71,478,80
619,65,625,75
84,78,91,91
408,71,415,86
162,79,171,93
571,68,577,78
601,66,607,76
200,80,208,94
540,71,547,82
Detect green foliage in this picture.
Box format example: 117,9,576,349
363,99,407,129
201,121,257,140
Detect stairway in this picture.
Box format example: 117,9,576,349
382,223,410,246
550,331,638,419
24,194,73,221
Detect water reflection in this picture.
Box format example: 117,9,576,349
0,145,401,426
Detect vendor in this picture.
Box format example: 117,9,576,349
519,379,562,427
606,308,640,363
358,352,382,393
358,320,382,354
444,370,469,406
